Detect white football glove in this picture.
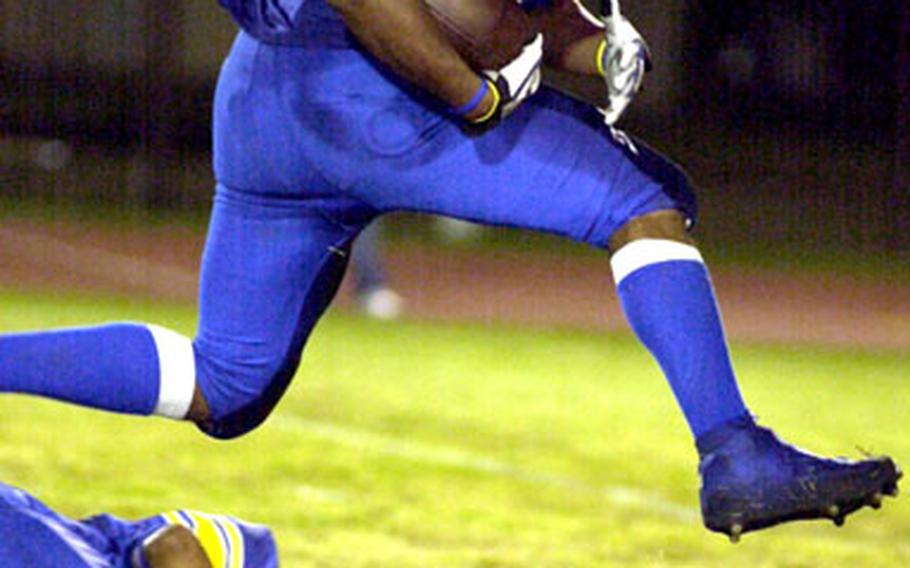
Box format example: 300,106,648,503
600,15,651,125
468,33,544,132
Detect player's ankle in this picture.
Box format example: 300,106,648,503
695,413,756,456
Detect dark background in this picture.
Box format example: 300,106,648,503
2,0,908,258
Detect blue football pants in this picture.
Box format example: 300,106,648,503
194,32,697,437
0,31,697,440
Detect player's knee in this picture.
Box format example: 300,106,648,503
191,345,300,440
605,139,698,252
608,209,694,253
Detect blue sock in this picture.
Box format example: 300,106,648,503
611,239,748,438
0,323,162,415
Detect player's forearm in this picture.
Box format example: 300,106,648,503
327,0,492,117
531,0,603,75
555,34,603,75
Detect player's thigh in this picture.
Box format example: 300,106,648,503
367,89,695,248
212,33,413,196
192,185,369,438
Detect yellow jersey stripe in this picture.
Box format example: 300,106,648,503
162,511,184,527
162,510,246,568
183,511,229,568
219,517,245,568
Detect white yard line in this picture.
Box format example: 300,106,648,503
272,417,893,553
272,417,886,551
272,414,699,524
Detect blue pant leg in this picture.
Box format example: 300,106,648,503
215,35,695,250
192,186,363,439
207,35,375,438
359,88,696,247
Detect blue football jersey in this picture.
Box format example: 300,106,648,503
217,0,350,46
0,482,278,568
0,483,114,568
89,509,279,568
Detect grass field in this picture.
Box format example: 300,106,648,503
0,288,907,567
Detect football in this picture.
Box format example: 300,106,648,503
424,0,538,70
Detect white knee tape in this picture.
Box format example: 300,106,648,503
147,324,196,420
610,239,704,286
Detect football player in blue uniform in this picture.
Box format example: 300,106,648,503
0,0,899,541
0,481,278,568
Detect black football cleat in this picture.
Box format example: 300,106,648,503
696,415,901,542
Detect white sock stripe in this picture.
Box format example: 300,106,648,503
147,324,196,420
610,239,704,286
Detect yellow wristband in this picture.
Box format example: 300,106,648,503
595,39,608,78
470,80,501,124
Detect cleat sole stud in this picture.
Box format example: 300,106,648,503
868,493,882,509
729,524,743,543
833,515,845,527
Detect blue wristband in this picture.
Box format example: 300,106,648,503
453,80,489,117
